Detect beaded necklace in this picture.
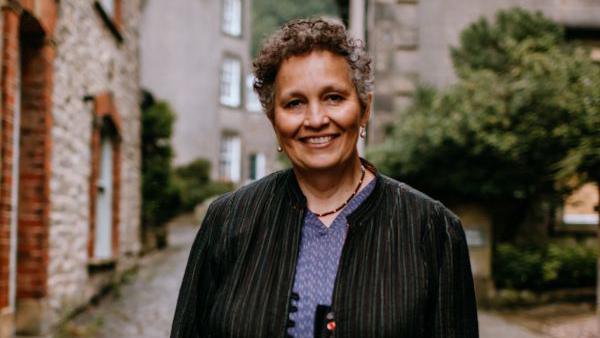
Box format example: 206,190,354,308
311,165,366,217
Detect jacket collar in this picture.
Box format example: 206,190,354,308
285,158,385,225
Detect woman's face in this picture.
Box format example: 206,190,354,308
272,50,370,172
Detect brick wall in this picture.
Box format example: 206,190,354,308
0,7,19,312
17,25,52,301
0,1,57,334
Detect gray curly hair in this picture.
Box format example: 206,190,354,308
253,18,374,119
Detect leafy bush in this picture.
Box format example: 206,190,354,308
141,92,180,229
494,241,597,291
173,159,233,212
369,8,600,242
371,8,600,204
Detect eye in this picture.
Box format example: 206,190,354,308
325,94,344,103
285,99,303,109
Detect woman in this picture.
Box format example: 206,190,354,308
171,18,478,338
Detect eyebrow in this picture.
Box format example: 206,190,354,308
278,83,352,101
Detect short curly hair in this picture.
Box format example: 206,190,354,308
253,18,374,120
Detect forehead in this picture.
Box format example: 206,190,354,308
275,50,352,95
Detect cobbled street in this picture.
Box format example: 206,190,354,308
66,216,595,338
64,217,197,338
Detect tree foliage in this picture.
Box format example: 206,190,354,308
172,159,233,212
141,91,181,229
251,0,339,56
370,8,600,239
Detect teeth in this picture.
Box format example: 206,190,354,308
306,136,333,144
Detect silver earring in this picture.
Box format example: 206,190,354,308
277,146,283,152
360,126,367,139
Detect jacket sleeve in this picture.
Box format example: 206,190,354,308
170,195,229,338
428,202,479,337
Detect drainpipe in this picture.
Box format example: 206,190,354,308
349,0,367,156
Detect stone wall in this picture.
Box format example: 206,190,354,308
48,0,141,323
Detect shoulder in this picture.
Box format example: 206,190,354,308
204,169,290,216
378,173,440,212
376,174,464,241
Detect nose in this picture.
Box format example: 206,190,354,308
304,102,329,129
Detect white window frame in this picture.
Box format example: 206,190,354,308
220,57,242,107
222,0,242,37
245,74,262,113
219,134,242,183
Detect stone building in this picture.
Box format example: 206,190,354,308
0,0,142,336
141,0,278,184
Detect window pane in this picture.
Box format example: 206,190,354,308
219,135,241,183
246,75,262,112
220,58,241,107
222,0,242,36
248,152,266,181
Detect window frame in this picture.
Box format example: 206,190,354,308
248,152,266,181
245,74,262,113
220,56,243,108
219,133,242,183
221,0,243,38
93,0,124,42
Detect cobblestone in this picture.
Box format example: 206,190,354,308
65,220,195,338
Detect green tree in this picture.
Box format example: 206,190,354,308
252,0,339,56
370,8,600,241
172,159,233,212
141,91,180,231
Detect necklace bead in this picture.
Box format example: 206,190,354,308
312,166,366,218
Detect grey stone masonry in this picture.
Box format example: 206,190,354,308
48,0,142,325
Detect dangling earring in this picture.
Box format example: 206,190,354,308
277,146,283,152
360,126,367,139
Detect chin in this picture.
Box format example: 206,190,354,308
294,152,352,172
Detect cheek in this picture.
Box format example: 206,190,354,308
330,105,362,131
273,113,301,141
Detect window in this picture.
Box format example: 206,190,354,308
562,183,599,226
245,74,262,113
219,134,241,182
591,47,600,62
249,153,266,181
222,0,242,36
94,0,123,41
89,93,122,262
220,57,241,107
99,0,115,18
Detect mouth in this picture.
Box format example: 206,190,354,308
298,134,340,147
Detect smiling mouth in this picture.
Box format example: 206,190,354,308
299,134,339,145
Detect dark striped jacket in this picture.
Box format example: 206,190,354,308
171,165,478,338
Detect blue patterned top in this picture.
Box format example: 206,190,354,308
287,178,377,337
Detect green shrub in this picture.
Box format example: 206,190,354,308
494,241,597,291
141,93,180,229
173,159,233,212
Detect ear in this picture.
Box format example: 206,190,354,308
360,93,372,126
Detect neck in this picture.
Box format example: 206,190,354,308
293,155,365,214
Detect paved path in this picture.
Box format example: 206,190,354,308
65,221,196,338
479,312,544,338
67,219,557,338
